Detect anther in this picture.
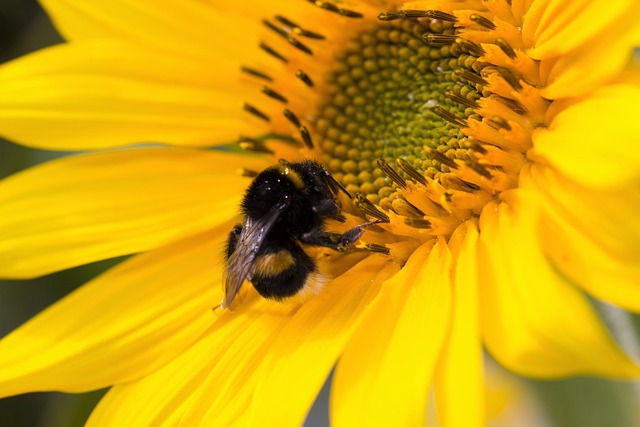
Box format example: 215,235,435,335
456,38,485,56
310,0,339,13
259,42,288,62
379,10,457,22
454,68,488,86
261,21,314,55
275,15,326,39
287,35,313,55
404,218,432,229
309,1,363,18
444,90,479,109
240,66,273,82
244,103,270,122
263,19,288,37
339,8,364,18
238,136,274,154
393,199,425,217
469,141,488,154
424,34,457,45
488,116,512,131
465,159,492,179
469,13,496,30
495,38,516,58
358,242,391,255
354,193,390,222
295,69,314,87
432,107,468,127
426,147,459,169
396,158,427,185
494,96,528,114
299,125,314,148
377,159,407,189
261,86,288,103
240,168,259,178
283,108,301,127
494,66,522,90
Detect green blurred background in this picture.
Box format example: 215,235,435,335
0,1,639,426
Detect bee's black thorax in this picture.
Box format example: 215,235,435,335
241,160,338,242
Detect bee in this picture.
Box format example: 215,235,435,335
221,160,377,309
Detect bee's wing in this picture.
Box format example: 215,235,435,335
222,198,290,309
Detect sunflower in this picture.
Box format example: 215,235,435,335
1,0,640,425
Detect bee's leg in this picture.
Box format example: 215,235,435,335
301,220,381,252
336,220,381,249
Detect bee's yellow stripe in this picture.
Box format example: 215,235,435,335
254,250,296,276
277,164,305,190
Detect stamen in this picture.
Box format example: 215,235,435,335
259,42,288,62
396,159,427,185
378,10,457,22
295,69,314,87
339,8,364,18
465,159,492,179
494,96,528,114
354,193,390,222
423,34,457,45
404,218,432,229
244,103,271,122
392,199,425,217
308,1,363,19
456,38,485,56
283,108,301,127
262,21,314,56
469,13,496,30
240,168,259,178
487,66,522,90
431,107,468,127
355,242,391,255
495,38,516,59
426,147,459,169
469,141,488,154
275,15,326,39
240,66,273,82
299,125,314,148
488,116,512,131
377,159,407,189
454,68,488,86
444,90,480,109
286,36,313,55
238,136,274,154
261,86,288,103
263,19,288,37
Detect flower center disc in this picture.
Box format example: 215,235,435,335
315,19,479,209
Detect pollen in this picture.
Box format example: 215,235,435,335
239,0,549,244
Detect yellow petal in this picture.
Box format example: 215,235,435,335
533,73,640,187
478,192,640,378
540,13,640,99
86,295,297,427
39,0,262,61
524,0,636,58
435,221,484,427
331,239,452,426
239,255,400,427
0,147,267,278
525,165,640,312
87,255,396,427
0,227,230,398
0,40,256,150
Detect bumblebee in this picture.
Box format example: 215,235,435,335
221,160,375,309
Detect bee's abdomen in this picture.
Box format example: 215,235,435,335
251,242,315,300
